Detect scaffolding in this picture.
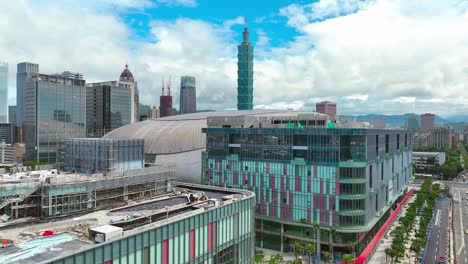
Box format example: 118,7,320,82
0,166,175,222
63,138,144,175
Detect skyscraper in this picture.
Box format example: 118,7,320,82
24,72,86,162
180,76,196,114
405,116,419,132
16,62,39,128
86,82,132,137
8,105,16,127
316,101,337,116
119,64,139,123
160,77,173,118
237,19,254,110
0,62,7,123
420,113,435,133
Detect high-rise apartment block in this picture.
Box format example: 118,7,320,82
316,101,337,116
202,111,412,257
180,76,196,114
16,62,39,128
428,127,452,149
0,62,8,123
86,81,132,137
237,19,254,110
420,113,435,133
24,72,86,162
412,133,428,149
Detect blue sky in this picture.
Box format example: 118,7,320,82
1,0,468,117
119,0,306,48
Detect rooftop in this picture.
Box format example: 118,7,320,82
0,182,253,264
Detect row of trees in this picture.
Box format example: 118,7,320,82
254,246,338,264
385,179,440,263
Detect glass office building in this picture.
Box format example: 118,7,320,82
17,62,39,128
180,76,197,114
86,83,132,137
201,112,412,258
0,62,7,123
24,73,86,162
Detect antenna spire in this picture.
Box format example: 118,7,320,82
162,76,165,95
242,17,250,44
168,74,172,96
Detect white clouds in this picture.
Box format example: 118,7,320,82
157,0,197,7
223,16,245,30
345,94,369,101
271,0,468,116
101,0,156,9
1,0,468,118
279,0,371,29
256,30,269,47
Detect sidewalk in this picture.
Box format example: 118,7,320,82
368,195,417,263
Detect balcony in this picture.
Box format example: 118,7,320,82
339,194,367,200
337,210,366,216
339,179,366,184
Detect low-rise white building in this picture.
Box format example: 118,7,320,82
412,152,446,170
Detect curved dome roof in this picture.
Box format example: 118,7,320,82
119,64,134,82
103,110,290,155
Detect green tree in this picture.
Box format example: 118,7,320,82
347,240,355,256
268,254,284,264
322,250,332,264
342,254,354,264
294,241,304,260
254,254,265,264
304,243,315,264
384,248,392,264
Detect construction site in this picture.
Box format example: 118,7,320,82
0,180,256,264
0,166,174,223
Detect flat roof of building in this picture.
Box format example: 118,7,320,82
0,182,254,264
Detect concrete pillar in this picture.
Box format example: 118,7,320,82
123,185,129,201
87,191,94,209
280,223,284,252
49,195,53,216
260,220,264,248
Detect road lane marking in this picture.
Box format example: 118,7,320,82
435,210,441,226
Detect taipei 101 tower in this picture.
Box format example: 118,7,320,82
237,18,254,110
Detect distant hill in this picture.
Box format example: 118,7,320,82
446,115,468,123
339,113,450,128
446,122,468,133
